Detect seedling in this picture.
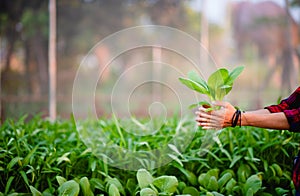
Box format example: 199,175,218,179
179,66,244,109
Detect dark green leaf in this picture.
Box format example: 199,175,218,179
7,157,23,170
20,171,29,187
5,176,14,195
173,166,197,186
230,155,243,168
23,145,39,166
182,186,199,196
90,178,105,191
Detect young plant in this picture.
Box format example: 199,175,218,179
136,169,178,196
178,66,244,108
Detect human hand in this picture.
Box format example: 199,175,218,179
195,101,236,130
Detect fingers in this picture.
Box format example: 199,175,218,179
195,107,224,129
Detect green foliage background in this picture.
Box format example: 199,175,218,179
1,116,299,195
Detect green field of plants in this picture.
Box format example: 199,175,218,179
1,115,299,196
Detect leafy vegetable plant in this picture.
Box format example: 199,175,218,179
136,169,178,196
0,116,298,195
179,66,244,108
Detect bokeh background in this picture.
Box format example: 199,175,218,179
1,0,300,121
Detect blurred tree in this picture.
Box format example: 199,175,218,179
290,0,300,6
21,4,49,96
0,1,24,71
231,1,299,97
0,0,48,96
49,0,57,120
0,0,201,119
148,0,186,28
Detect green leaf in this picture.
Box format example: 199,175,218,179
188,101,211,109
168,154,183,167
220,84,232,95
226,66,244,86
7,157,23,170
198,173,208,188
58,180,80,196
137,169,154,189
182,186,200,196
237,164,251,183
153,176,178,194
206,168,220,179
179,66,244,101
243,175,262,194
225,178,237,192
20,170,29,187
168,144,182,156
207,176,218,191
207,68,229,100
90,178,105,191
275,187,289,195
188,103,200,109
174,166,197,186
23,145,39,166
177,181,186,192
140,188,157,196
56,176,67,186
108,184,120,196
79,177,94,196
112,114,126,148
125,178,137,195
218,172,232,189
229,155,243,168
246,188,254,196
29,186,42,196
179,77,209,94
187,71,209,90
106,178,125,196
5,176,14,195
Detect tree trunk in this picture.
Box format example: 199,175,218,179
282,0,298,93
200,0,209,68
24,40,32,94
33,35,48,95
49,0,56,120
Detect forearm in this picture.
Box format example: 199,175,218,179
242,112,290,130
245,109,271,115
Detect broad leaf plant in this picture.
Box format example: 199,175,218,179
179,66,244,109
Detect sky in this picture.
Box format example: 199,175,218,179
190,0,300,25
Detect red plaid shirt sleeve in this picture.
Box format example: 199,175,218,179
265,87,300,132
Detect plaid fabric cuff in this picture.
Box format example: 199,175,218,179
265,105,283,113
284,109,300,132
264,99,290,113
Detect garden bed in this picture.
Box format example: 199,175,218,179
0,116,299,195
